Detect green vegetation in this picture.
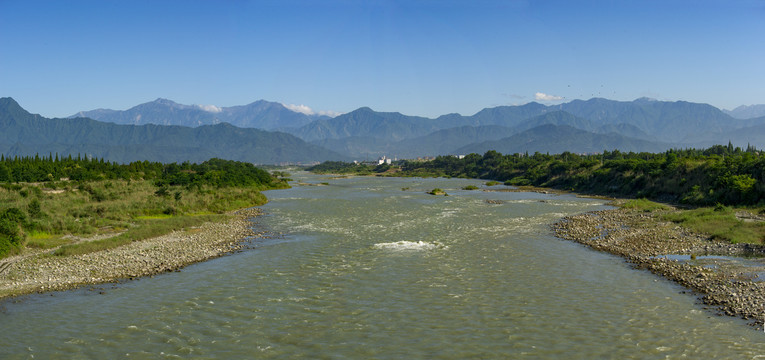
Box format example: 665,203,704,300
312,144,765,207
621,198,671,212
428,188,447,196
0,156,287,258
462,185,479,190
53,213,225,257
310,144,765,245
663,206,765,244
307,161,394,175
485,181,500,186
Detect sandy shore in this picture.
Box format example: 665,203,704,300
0,208,265,299
552,202,765,329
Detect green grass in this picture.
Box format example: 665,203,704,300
26,231,72,249
0,179,271,258
462,185,479,190
485,181,500,186
134,214,174,220
621,198,671,212
53,214,224,256
663,206,765,244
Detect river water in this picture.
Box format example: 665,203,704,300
2,173,765,358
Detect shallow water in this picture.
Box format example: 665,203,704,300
2,173,765,358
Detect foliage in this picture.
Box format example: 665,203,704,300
428,188,447,195
53,214,224,257
462,185,479,190
0,207,26,257
394,145,765,206
310,144,765,207
663,207,765,244
0,156,286,259
307,161,375,174
621,198,670,212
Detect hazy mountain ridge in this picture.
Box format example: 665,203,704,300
72,98,326,130
296,98,765,157
2,98,345,164
312,125,518,159
724,104,765,119
454,124,672,155
17,96,765,161
286,107,437,142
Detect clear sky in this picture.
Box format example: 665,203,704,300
1,0,763,118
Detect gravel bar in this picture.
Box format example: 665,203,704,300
552,204,765,329
0,208,265,299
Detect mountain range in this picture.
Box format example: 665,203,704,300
71,98,328,130
1,98,344,164
3,96,765,164
724,104,765,120
73,97,765,158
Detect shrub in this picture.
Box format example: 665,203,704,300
28,198,42,218
0,216,24,257
428,188,446,195
1,207,27,227
155,186,170,197
505,177,531,186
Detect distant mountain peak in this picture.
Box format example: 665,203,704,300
724,104,765,119
0,97,22,109
152,98,177,105
0,97,35,118
71,98,322,130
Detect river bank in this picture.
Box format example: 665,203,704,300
0,208,265,300
552,202,765,329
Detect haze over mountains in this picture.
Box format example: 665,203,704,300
724,104,765,120
2,96,765,164
76,96,765,157
71,98,328,130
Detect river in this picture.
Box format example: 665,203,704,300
1,173,764,358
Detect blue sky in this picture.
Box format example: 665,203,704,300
1,0,763,118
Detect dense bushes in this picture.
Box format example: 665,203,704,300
0,208,26,257
154,158,278,189
0,155,288,259
0,154,282,190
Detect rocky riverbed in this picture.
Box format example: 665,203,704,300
552,203,765,329
0,208,266,299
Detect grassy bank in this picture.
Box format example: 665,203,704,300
616,198,765,245
0,179,277,258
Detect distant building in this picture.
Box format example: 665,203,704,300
378,156,392,165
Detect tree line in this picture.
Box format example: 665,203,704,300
0,153,281,189
310,143,765,206
0,154,285,257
